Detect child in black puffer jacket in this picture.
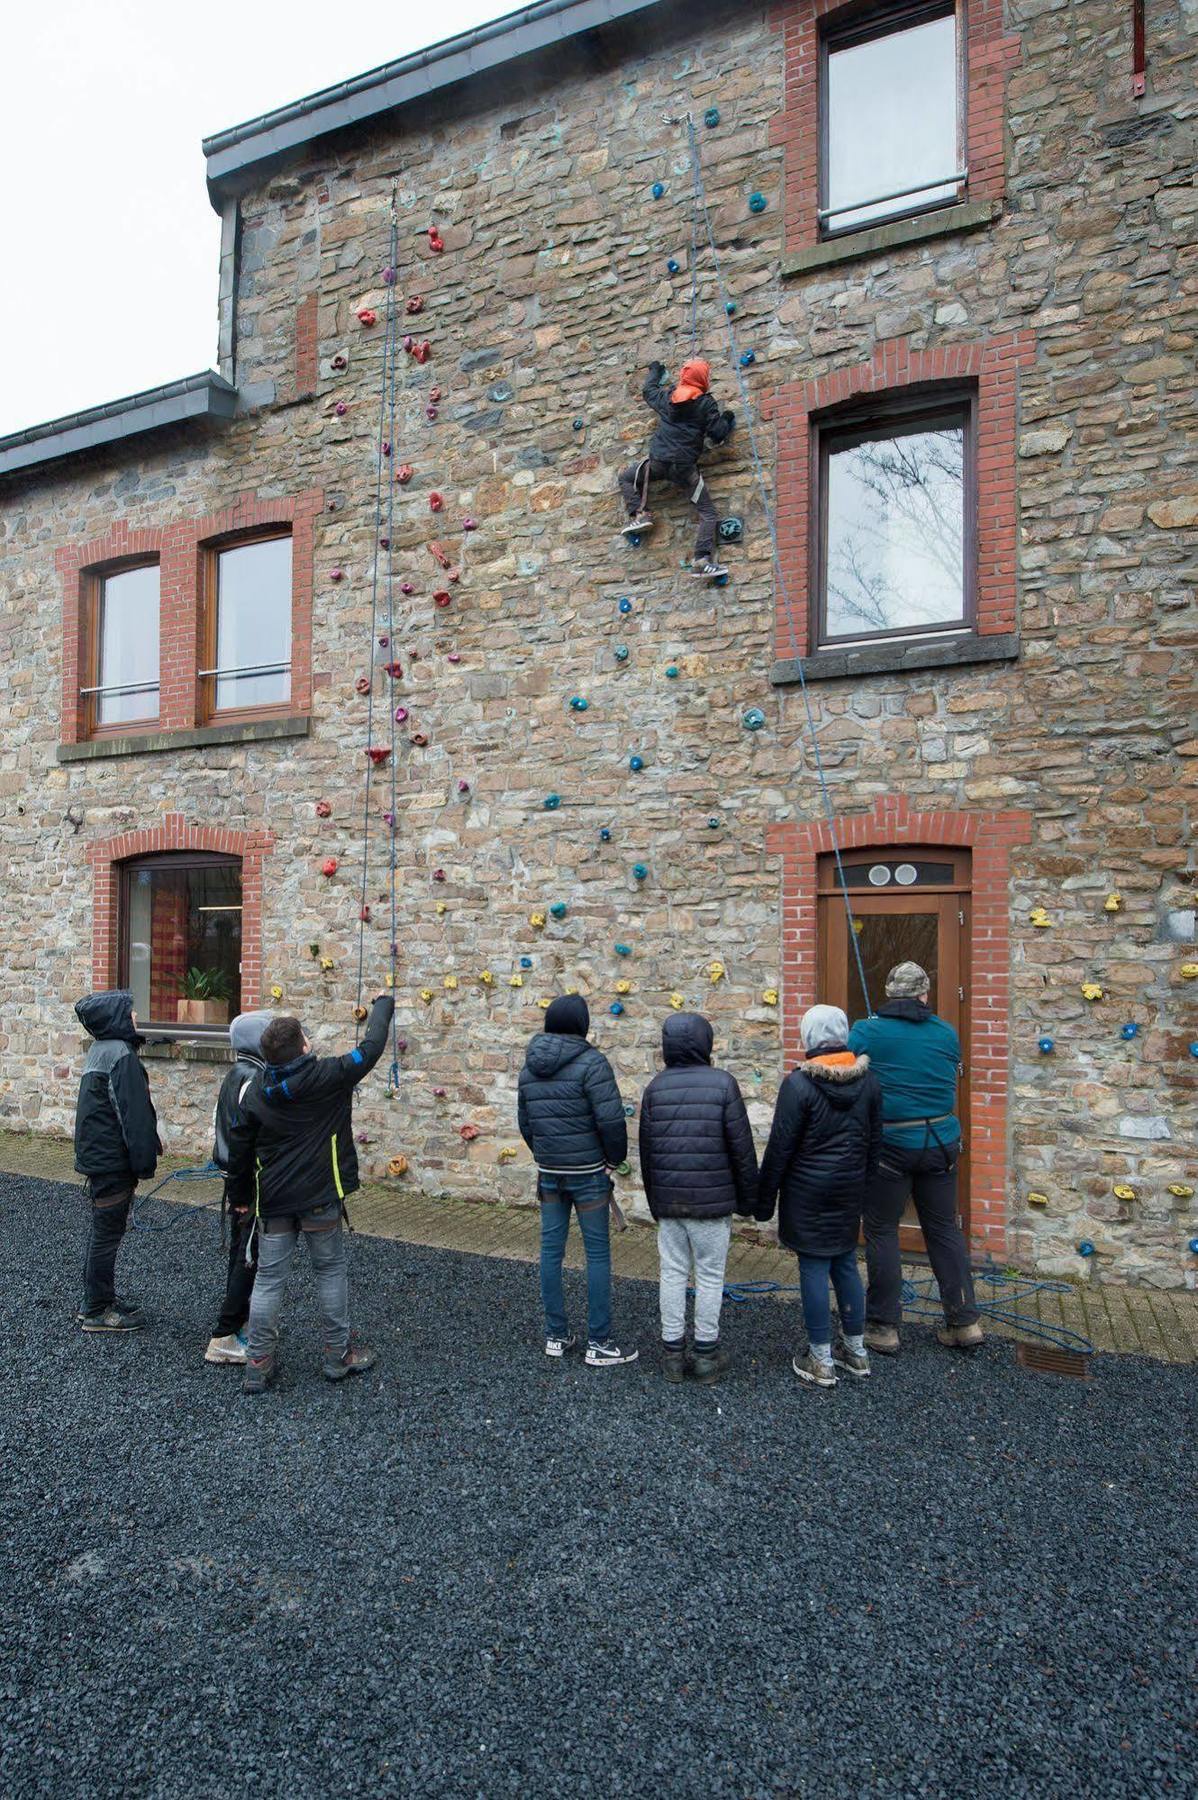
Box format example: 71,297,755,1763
204,1009,272,1368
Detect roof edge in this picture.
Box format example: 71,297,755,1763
0,373,239,482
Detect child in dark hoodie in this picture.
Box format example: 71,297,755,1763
617,357,735,579
638,1013,758,1385
225,994,394,1394
72,989,161,1332
204,1009,272,1367
757,1005,881,1389
517,995,635,1367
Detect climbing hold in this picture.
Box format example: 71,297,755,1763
1180,963,1198,980
357,307,377,327
614,943,632,958
1113,1184,1137,1202
433,1087,448,1099
569,696,588,712
725,300,737,316
1189,1236,1198,1253
614,1161,632,1178
748,191,767,213
1190,1043,1198,1058
382,811,395,827
435,901,447,915
709,961,726,983
429,493,444,512
509,974,524,988
1027,1192,1049,1208
360,904,372,923
1029,907,1053,929
762,989,779,1006
334,401,348,417
270,985,284,1002
530,912,546,929
667,258,681,275
704,106,720,127
618,596,634,614
1077,1240,1096,1257
394,1036,406,1050
549,902,568,919
319,957,335,973
411,341,432,365
427,225,444,253
669,992,685,1010
599,828,613,843
457,778,470,794
718,517,743,543
430,387,442,403
432,869,446,883
321,858,339,878
1081,983,1104,1001
572,416,586,432
308,943,321,958
394,706,409,725
462,517,478,532
1104,893,1122,912
400,581,415,596
665,665,679,679
1168,1184,1194,1199
1038,1036,1055,1054
459,1124,480,1142
614,646,630,663
609,1000,625,1016
1120,1022,1139,1040
410,733,429,747
330,568,345,583
447,652,462,664
651,181,665,199
353,1005,368,1023
379,536,390,550
625,534,642,549
434,591,452,608
707,816,721,830
381,267,397,285
623,1102,636,1118
614,979,632,996
315,800,332,818
443,975,458,991
427,406,439,422
498,1145,519,1164
420,989,434,1004
629,755,645,772
742,708,766,732
384,661,403,679
632,863,648,881
388,1155,409,1178
520,956,534,969
544,793,562,810
478,970,494,986
397,464,413,484
405,295,424,315
355,676,372,695
429,542,452,568
739,349,756,367
367,746,392,764
713,573,729,587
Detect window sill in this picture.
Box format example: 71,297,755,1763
141,1039,234,1065
58,714,310,761
782,200,1000,279
771,631,1020,686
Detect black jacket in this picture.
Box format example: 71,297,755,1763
226,996,394,1218
212,1054,267,1175
643,363,734,468
73,991,161,1198
638,1014,758,1220
517,1033,627,1174
757,1054,882,1257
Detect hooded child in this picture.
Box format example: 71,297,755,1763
517,995,637,1368
617,358,735,578
638,1012,758,1384
204,1009,273,1367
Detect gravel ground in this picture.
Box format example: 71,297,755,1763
2,1172,1194,1800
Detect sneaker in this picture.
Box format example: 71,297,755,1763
832,1341,871,1379
864,1324,901,1356
78,1304,144,1333
323,1342,379,1382
621,513,653,535
691,1344,731,1386
205,1331,249,1366
937,1322,985,1351
792,1350,837,1387
661,1346,690,1384
690,559,729,580
243,1353,278,1396
545,1332,578,1359
585,1340,640,1368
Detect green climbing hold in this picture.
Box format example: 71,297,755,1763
665,664,679,679
748,191,767,213
614,645,630,663
550,902,567,919
704,107,720,128
743,708,766,731
544,793,562,809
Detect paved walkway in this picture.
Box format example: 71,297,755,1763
8,1129,1196,1363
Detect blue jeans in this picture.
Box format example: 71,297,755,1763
798,1251,865,1345
538,1172,612,1344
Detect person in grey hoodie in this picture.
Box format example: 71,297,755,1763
517,995,636,1367
204,1010,272,1366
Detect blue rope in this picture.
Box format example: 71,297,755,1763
384,190,401,1077
683,116,873,1016
130,1162,222,1233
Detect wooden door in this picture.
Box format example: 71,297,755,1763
817,849,972,1245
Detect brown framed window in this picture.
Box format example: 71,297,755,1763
199,532,292,721
118,852,242,1035
821,2,963,237
815,387,976,647
81,560,160,734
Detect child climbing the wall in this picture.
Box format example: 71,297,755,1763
618,358,735,579
203,1010,272,1367
72,990,161,1332
638,1012,758,1385
226,993,395,1395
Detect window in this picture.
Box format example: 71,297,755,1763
119,854,242,1033
822,3,962,235
815,390,975,646
83,562,160,732
200,533,292,718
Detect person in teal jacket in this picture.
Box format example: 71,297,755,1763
848,961,981,1355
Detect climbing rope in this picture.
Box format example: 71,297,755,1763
680,114,874,1016
130,1162,223,1233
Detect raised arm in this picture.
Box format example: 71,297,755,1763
337,995,396,1087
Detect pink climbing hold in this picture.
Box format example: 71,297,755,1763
433,869,446,883
400,581,415,595
459,1124,480,1141
382,441,391,457
382,811,395,827
429,493,444,513
334,401,348,417
355,676,371,695
433,1086,447,1098
426,406,439,421
457,778,470,793
397,464,413,484
331,354,347,371
403,335,415,353
447,652,462,665
462,518,478,532
378,635,390,647
331,568,345,583
357,307,378,326
394,705,409,723
321,857,339,877
379,536,390,549
447,566,461,583
315,800,332,818
429,542,451,568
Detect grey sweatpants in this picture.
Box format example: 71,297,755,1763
657,1216,732,1344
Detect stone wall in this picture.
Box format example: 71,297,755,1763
0,0,1194,1284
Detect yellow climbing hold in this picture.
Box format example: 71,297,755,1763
388,1155,409,1177
538,996,552,1009
497,1145,519,1164
1027,1191,1049,1208
709,961,726,983
420,989,434,1004
385,972,394,988
509,974,524,988
1167,1183,1194,1199
1104,893,1122,913
762,989,779,1006
1113,1184,1137,1202
669,992,685,1010
443,975,458,991
270,985,284,1001
478,970,494,986
436,901,448,916
1081,982,1104,1001
1029,907,1052,929
352,1005,368,1023
530,912,547,929
615,979,632,995
319,957,335,973
1180,963,1198,980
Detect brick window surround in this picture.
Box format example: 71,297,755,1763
767,795,1031,1256
57,489,322,746
769,0,1022,255
765,332,1034,663
88,816,275,1010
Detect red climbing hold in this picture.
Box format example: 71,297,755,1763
433,869,446,883
411,341,432,365
355,676,372,695
460,1124,480,1141
321,857,339,877
426,406,439,421
331,354,347,371
360,905,372,922
383,661,403,679
382,441,391,457
397,465,413,484
378,635,390,647
406,295,424,314
427,226,444,253
315,800,332,818
429,493,444,513
379,536,390,549
433,591,452,608
429,387,442,403
429,541,451,568
357,307,378,326
367,746,392,765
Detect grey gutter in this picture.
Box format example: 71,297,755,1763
0,373,238,480
203,0,664,207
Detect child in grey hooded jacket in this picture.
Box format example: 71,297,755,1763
204,1010,272,1366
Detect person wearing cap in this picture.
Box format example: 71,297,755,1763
848,963,982,1354
617,358,736,579
517,996,637,1368
757,1005,882,1387
203,1009,272,1367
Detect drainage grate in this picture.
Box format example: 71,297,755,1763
1016,1342,1092,1380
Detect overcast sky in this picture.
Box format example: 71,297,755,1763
0,0,515,436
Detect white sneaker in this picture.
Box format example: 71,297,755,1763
545,1332,578,1358
205,1331,248,1365
690,559,729,580
621,513,653,535
585,1340,640,1368
792,1350,837,1387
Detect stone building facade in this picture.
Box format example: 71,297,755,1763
1,0,1194,1285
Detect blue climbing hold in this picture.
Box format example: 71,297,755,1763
614,645,630,663
739,348,756,367
743,708,766,731
614,943,632,957
704,107,720,128
569,695,588,711
713,573,729,587
748,191,767,214
599,827,612,843
667,258,681,275
707,816,721,830
718,517,742,543
1077,1240,1096,1258
623,1101,636,1117
573,416,586,431
550,902,567,919
543,793,562,810
1038,1036,1055,1054
626,533,642,548
520,956,533,969
618,596,633,614
632,863,648,881
1120,1022,1139,1040
610,1000,626,1016
1190,1043,1198,1058
665,664,679,679
1189,1237,1198,1255
725,300,737,316
651,181,665,200
629,754,644,772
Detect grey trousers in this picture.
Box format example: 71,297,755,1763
246,1216,350,1359
657,1216,732,1344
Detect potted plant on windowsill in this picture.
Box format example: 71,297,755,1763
177,967,232,1027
